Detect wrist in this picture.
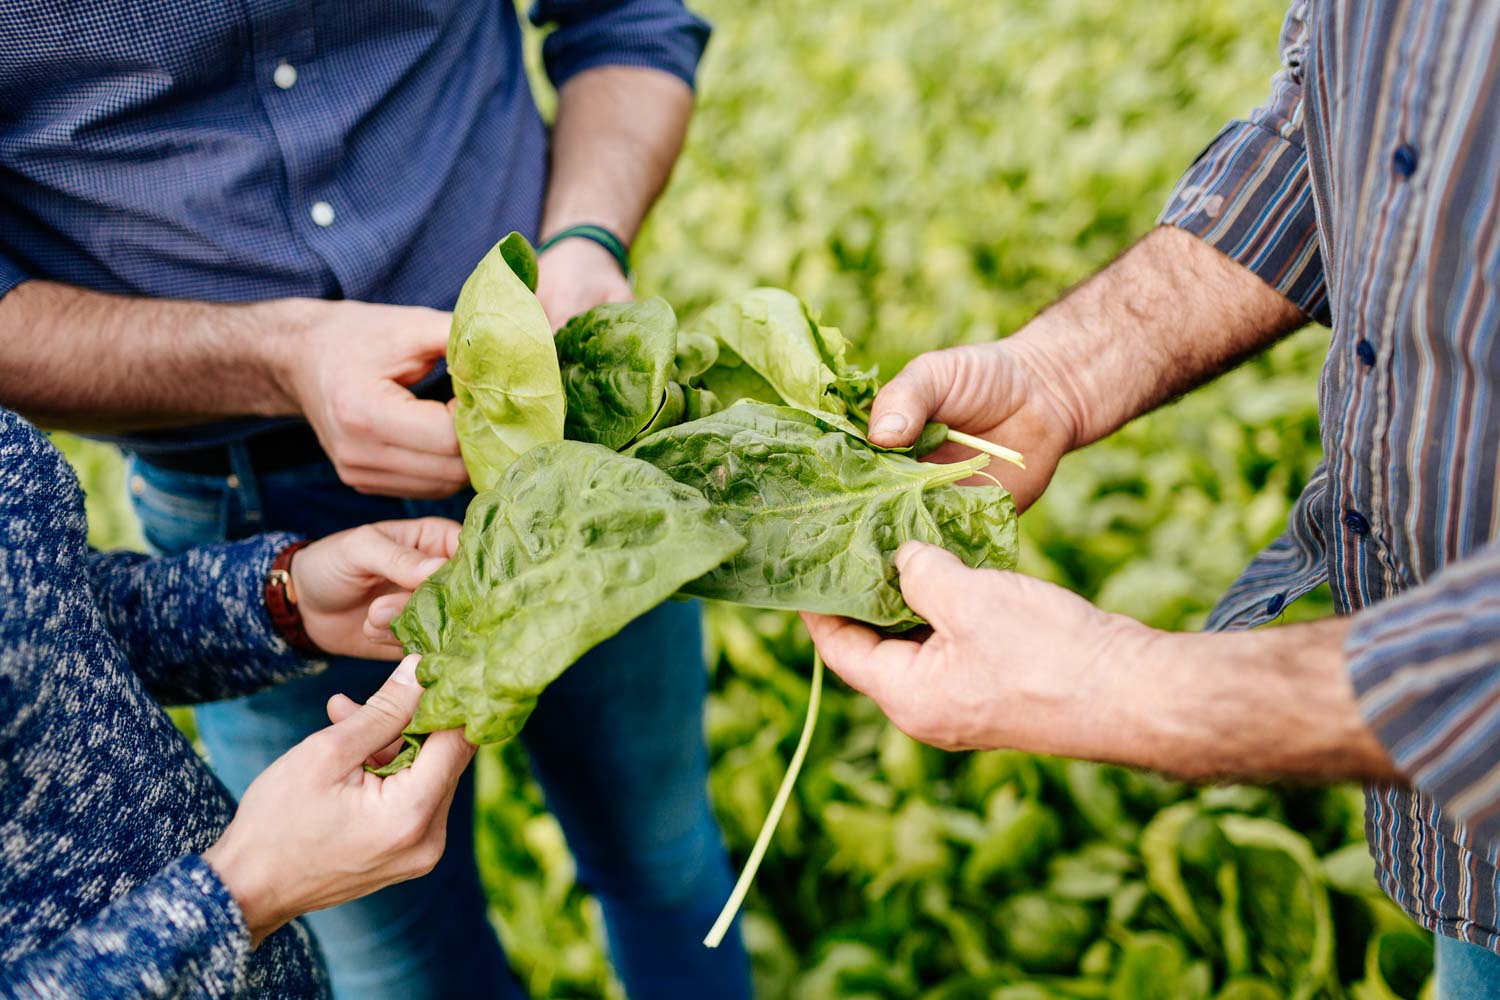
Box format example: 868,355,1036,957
267,540,323,656
1002,331,1093,452
537,224,632,278
247,297,325,418
202,835,285,949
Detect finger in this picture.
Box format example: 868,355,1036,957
400,311,452,367
326,692,359,725
339,444,469,487
371,518,462,560
800,612,921,705
327,654,424,764
344,527,450,593
328,693,417,766
364,594,410,643
405,727,477,810
342,468,469,501
893,542,985,636
367,383,462,457
868,352,953,447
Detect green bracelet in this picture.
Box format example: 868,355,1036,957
536,223,632,278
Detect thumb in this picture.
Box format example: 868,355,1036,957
893,542,981,634
326,655,424,765
868,352,952,447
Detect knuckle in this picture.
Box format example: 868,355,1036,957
393,817,428,852
363,690,415,728
332,393,372,434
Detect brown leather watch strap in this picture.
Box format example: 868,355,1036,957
265,540,322,656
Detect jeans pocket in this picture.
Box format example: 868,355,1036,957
127,459,231,555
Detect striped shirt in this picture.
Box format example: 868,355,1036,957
1159,0,1500,951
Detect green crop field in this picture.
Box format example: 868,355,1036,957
57,0,1435,996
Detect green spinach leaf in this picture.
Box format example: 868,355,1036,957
391,440,746,749
448,233,565,491
555,297,680,450
627,401,1017,626
687,288,877,438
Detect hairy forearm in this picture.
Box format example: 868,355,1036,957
1009,225,1307,449
1116,620,1399,784
540,65,693,243
0,281,302,431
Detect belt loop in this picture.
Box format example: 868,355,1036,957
227,441,264,527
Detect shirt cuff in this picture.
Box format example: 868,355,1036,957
1158,120,1329,325
1346,545,1500,855
0,247,31,302
532,0,712,90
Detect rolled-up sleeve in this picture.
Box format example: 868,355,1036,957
1346,540,1500,859
0,245,31,301
1157,1,1328,324
529,0,711,90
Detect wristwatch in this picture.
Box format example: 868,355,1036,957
265,540,322,656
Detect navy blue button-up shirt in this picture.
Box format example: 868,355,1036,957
0,0,709,449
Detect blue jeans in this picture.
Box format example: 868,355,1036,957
128,448,750,1000
1437,934,1500,999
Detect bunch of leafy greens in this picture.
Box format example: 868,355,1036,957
391,234,1018,759
384,234,1020,933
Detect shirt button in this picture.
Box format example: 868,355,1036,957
1392,143,1419,178
1343,510,1371,536
1265,592,1286,616
1355,339,1376,366
310,201,335,227
273,62,298,90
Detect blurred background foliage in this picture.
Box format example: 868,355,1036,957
57,0,1437,996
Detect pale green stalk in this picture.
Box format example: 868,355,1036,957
704,651,825,948
943,428,1026,469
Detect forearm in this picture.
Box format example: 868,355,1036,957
1009,225,1306,449
88,537,321,704
0,280,305,431
1113,619,1399,784
540,65,693,244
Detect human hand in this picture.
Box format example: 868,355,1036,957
202,655,475,947
866,340,1083,511
802,542,1150,756
290,518,460,660
535,237,633,332
280,300,469,499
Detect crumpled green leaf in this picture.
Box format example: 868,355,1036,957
687,288,878,439
389,440,746,754
448,233,565,491
556,297,724,450
555,298,680,450
627,401,1017,626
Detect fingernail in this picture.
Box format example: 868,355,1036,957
391,654,420,686
368,604,397,629
873,414,908,438
420,556,447,576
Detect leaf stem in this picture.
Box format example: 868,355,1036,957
943,428,1026,469
703,650,825,948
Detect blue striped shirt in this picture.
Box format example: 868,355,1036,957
1160,0,1500,952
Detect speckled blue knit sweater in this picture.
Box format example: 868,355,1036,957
0,407,331,998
